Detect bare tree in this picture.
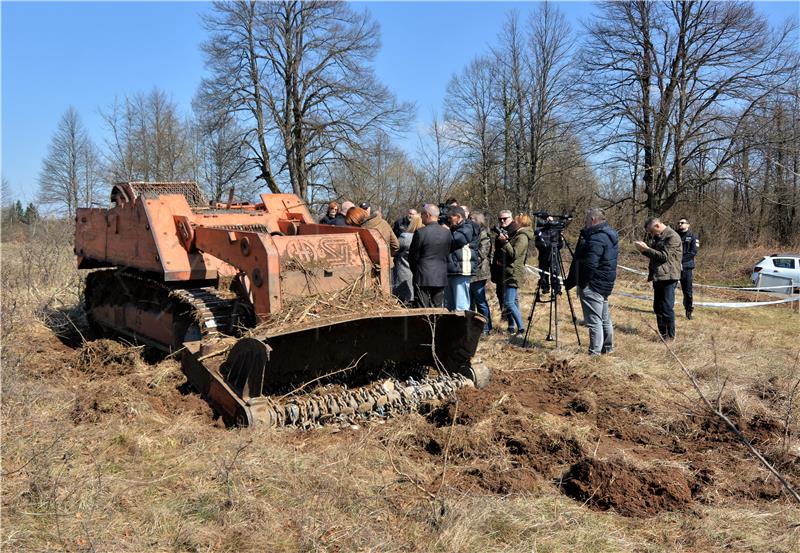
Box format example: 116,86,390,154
416,114,462,203
199,0,279,193
523,2,580,212
192,98,255,202
102,89,195,183
444,56,502,210
201,1,413,201
38,107,103,216
330,131,419,219
581,1,798,216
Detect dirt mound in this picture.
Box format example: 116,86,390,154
411,394,586,495
70,342,214,424
76,339,144,377
562,457,694,517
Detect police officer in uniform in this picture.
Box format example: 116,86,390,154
676,217,699,319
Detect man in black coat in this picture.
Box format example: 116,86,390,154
676,217,699,319
565,208,619,356
409,204,452,308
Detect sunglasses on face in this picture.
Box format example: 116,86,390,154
499,216,511,221
678,221,688,225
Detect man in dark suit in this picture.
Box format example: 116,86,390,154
409,204,452,308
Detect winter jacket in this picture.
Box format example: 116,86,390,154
392,232,414,302
471,227,492,283
447,220,479,276
677,230,699,270
362,213,400,256
642,226,683,282
491,225,534,288
565,222,619,297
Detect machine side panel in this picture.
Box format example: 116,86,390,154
271,232,386,297
140,195,223,281
75,205,163,273
295,225,392,293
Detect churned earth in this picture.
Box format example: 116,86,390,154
2,245,799,552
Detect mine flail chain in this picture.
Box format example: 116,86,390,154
248,373,473,428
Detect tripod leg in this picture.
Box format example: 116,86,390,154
522,280,542,348
558,246,582,347
551,245,560,348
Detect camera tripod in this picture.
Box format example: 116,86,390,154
522,234,581,349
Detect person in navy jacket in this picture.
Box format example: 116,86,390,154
565,208,619,355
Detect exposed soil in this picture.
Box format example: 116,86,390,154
562,457,693,517
383,356,797,517
13,329,797,520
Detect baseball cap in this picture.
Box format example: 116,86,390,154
359,201,371,210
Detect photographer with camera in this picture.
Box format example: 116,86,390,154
565,208,619,356
491,211,534,335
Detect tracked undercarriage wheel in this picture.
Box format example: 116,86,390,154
467,358,491,389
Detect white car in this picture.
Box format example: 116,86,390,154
752,254,800,290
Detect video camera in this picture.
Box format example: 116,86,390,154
438,202,450,226
533,211,573,231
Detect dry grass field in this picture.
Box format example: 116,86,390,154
2,224,799,552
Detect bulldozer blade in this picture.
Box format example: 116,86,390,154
181,308,488,426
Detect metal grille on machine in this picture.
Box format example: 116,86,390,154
127,182,207,207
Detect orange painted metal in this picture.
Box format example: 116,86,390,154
75,182,389,320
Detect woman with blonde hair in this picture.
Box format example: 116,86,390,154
393,213,422,304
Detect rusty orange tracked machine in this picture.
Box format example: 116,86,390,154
75,182,489,427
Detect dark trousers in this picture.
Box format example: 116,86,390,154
680,269,693,313
653,280,678,339
495,283,506,320
415,286,445,308
469,280,492,332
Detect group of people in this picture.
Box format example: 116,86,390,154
318,199,699,353
318,199,537,335
567,210,698,355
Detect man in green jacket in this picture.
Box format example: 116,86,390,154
491,212,535,335
634,217,683,340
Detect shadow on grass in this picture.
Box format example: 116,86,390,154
614,323,648,336
37,304,169,364
615,304,652,315
37,303,95,349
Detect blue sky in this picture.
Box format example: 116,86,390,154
2,1,798,204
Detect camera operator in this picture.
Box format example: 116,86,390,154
534,216,563,295
565,208,619,356
491,211,534,335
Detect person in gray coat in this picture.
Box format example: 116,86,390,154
392,214,422,305
634,217,683,340
469,212,492,334
409,204,452,308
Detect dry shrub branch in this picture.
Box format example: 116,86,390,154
655,325,800,503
